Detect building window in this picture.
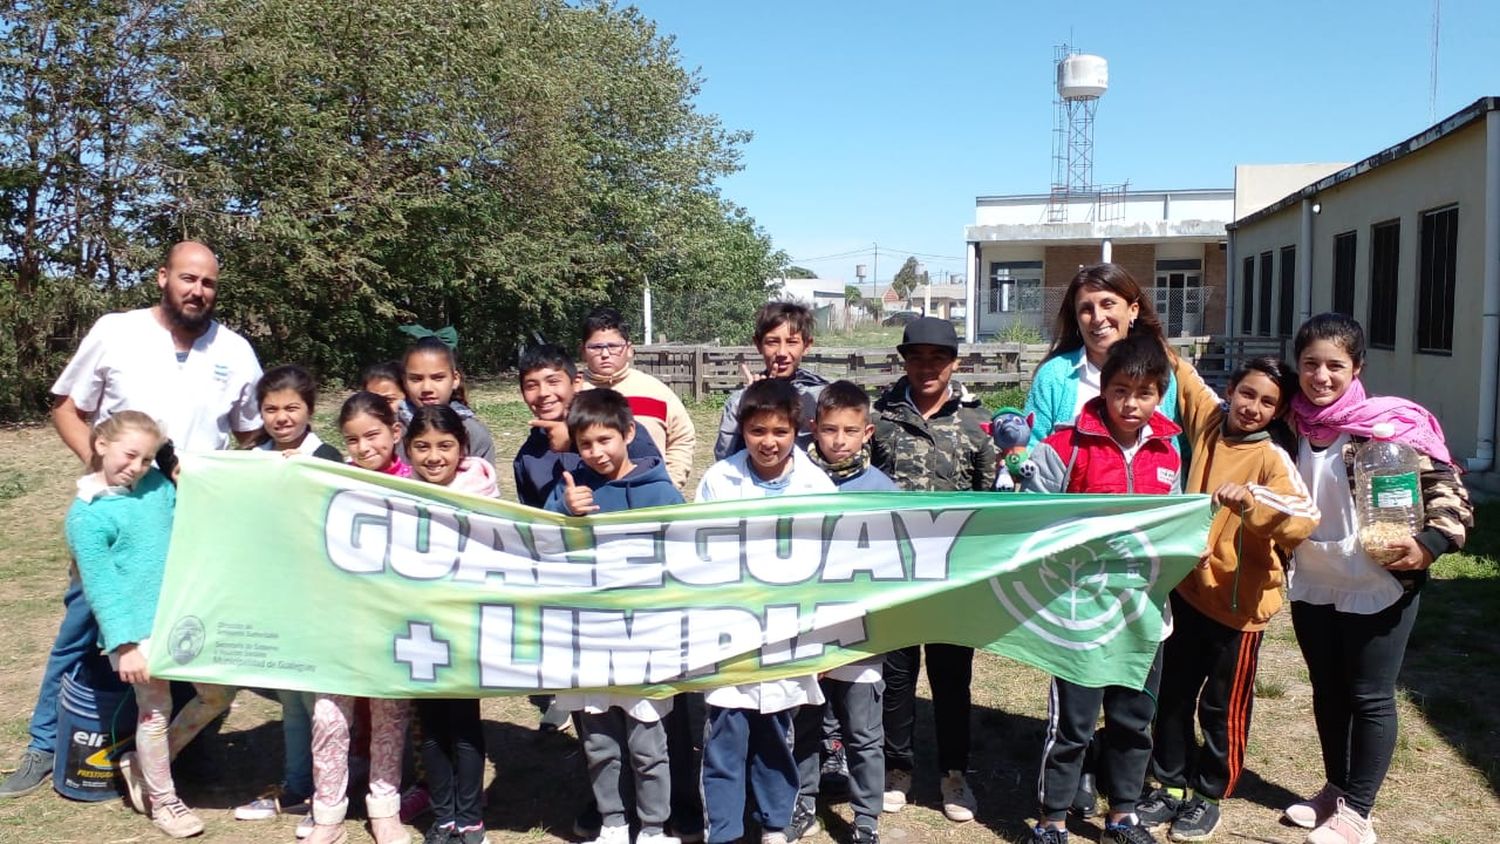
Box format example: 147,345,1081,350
1333,231,1357,316
987,262,1043,314
1258,251,1273,336
1154,260,1203,337
1278,246,1296,336
1417,205,1458,354
1240,256,1254,334
1368,220,1400,349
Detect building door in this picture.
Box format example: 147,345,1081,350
1153,270,1203,336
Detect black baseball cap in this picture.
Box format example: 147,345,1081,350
897,317,959,357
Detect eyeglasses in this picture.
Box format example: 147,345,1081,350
584,342,629,356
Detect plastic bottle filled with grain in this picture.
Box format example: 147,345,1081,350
1354,424,1424,565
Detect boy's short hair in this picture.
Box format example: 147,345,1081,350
1100,334,1171,395
581,307,631,343
753,301,815,344
737,379,802,429
1231,356,1297,411
567,388,634,440
360,360,403,386
518,344,578,381
815,379,871,421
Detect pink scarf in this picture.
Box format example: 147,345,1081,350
1289,378,1453,465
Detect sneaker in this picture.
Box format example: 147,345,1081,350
636,832,681,844
1285,783,1346,830
788,800,821,841
540,700,574,733
400,784,433,823
0,749,53,798
1136,787,1185,827
235,784,310,820
761,833,789,844
1071,772,1098,818
939,770,976,823
151,796,206,838
422,824,456,844
584,825,630,844
852,826,879,844
819,742,850,797
1030,826,1069,844
573,803,604,839
669,817,704,844
297,814,317,839
1169,797,1221,841
881,769,911,813
118,751,146,814
1305,798,1375,844
1104,816,1161,844
455,824,491,844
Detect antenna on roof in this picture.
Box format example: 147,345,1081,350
1429,0,1440,124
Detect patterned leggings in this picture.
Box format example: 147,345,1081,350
311,695,410,814
132,681,235,803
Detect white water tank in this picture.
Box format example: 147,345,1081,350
1057,53,1108,100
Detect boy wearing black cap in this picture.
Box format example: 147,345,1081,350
869,317,996,824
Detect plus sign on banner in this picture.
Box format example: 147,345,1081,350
149,454,1210,698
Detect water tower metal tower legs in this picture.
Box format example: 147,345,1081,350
1065,97,1098,196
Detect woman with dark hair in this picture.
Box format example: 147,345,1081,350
1022,263,1180,449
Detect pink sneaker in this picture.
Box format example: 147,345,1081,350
1305,798,1376,844
1285,782,1345,829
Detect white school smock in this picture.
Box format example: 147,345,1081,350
1290,434,1404,614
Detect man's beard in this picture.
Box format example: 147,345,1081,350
162,296,213,334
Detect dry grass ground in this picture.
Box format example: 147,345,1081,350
0,383,1496,843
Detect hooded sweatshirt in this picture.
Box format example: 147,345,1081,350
448,456,501,498
513,420,661,508
543,455,683,514
1171,359,1319,631
581,366,696,490
713,367,829,460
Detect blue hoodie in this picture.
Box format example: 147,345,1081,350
544,455,683,514
513,420,661,508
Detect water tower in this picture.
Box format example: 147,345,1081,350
1047,47,1109,222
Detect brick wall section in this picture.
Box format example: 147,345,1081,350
1043,244,1103,289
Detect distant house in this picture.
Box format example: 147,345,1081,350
881,283,966,320
1228,96,1500,473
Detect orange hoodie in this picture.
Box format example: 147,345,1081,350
1173,359,1320,631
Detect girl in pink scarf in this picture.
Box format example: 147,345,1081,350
1280,313,1472,844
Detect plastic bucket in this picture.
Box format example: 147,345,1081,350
53,656,137,801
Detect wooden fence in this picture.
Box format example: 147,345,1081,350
630,335,1282,400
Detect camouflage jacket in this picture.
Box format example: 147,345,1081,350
871,377,997,492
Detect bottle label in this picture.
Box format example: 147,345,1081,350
1370,472,1419,509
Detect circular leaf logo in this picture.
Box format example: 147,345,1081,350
989,519,1160,651
169,616,206,665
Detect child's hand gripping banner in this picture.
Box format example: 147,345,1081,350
148,453,1211,697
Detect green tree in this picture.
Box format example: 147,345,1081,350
784,265,816,279
891,256,922,308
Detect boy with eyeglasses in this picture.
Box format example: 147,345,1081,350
579,307,696,490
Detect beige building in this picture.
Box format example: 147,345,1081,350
963,188,1233,342
1227,96,1500,471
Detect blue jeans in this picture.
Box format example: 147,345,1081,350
28,578,100,753
701,706,798,844
277,689,317,799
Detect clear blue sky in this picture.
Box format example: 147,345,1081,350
631,0,1500,285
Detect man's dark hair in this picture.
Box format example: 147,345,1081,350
737,378,802,430
581,307,631,344
518,344,578,381
1099,334,1171,395
566,388,634,439
815,379,871,421
753,301,815,344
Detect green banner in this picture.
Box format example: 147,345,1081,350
148,453,1210,697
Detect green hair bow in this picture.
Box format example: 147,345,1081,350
399,324,459,349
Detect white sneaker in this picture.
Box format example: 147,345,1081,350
882,769,911,813
585,825,630,844
117,751,146,815
636,833,681,844
760,832,788,844
296,814,317,839
939,770,976,823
